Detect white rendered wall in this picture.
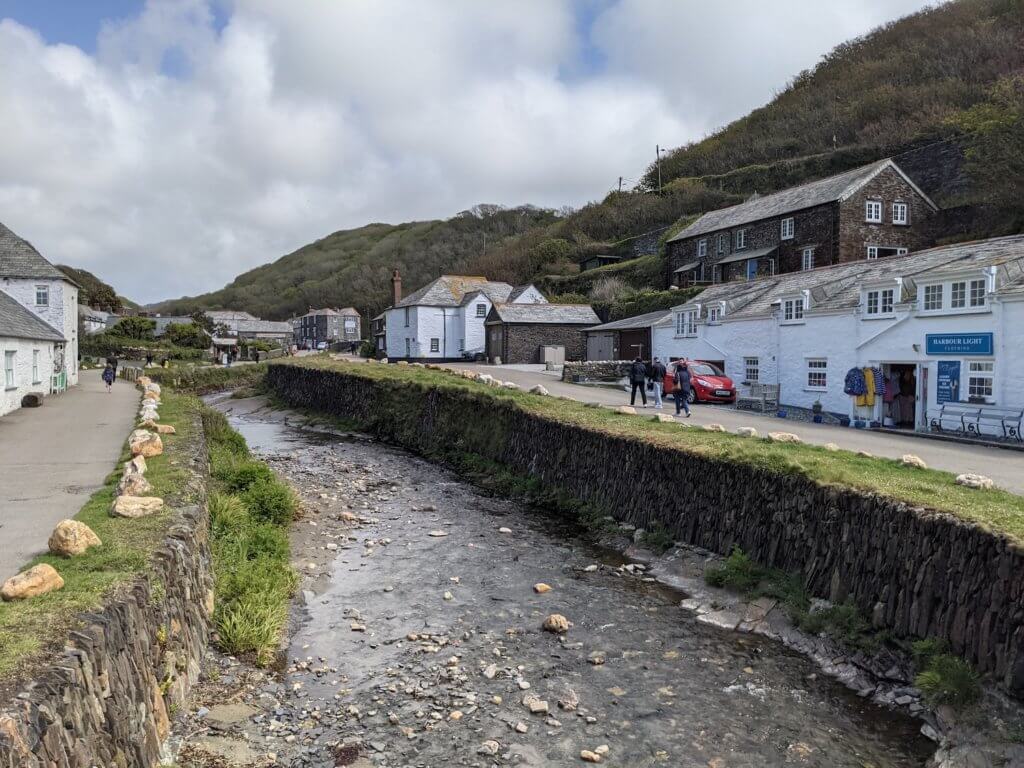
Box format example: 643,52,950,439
0,338,56,416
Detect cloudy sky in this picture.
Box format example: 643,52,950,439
0,0,936,303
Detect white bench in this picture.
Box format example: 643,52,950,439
736,382,780,413
930,403,1023,441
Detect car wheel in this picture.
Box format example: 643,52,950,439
687,389,697,404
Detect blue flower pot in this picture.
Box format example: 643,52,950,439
812,415,823,424
854,420,866,429
776,410,787,418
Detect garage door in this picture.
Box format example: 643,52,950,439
587,333,615,361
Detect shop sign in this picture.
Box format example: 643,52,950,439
925,333,993,356
936,360,961,404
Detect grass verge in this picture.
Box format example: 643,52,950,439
0,392,196,681
277,359,1024,542
148,363,268,395
201,406,295,665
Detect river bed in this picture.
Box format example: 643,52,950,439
203,395,933,767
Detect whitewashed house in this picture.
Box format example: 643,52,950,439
0,222,79,413
385,275,545,361
0,291,65,416
655,235,1024,436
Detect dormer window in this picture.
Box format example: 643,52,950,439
476,303,487,317
35,285,49,306
865,287,895,316
780,218,794,240
782,297,805,322
865,200,883,223
675,309,697,337
708,306,721,323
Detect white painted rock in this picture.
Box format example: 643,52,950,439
396,361,409,366
502,382,520,390
900,454,927,469
1,564,64,600
118,471,154,496
615,406,636,415
735,427,758,438
48,520,102,557
378,357,388,364
145,382,161,395
955,473,994,490
703,423,726,432
768,432,802,443
129,429,164,458
529,385,549,396
111,495,165,518
142,390,160,402
652,413,675,423
476,374,493,384
857,450,874,458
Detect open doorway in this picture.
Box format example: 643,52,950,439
883,363,917,429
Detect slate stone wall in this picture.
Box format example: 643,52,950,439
500,324,589,364
562,360,631,382
268,363,1024,697
0,421,213,767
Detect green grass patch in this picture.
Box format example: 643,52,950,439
0,392,196,681
276,358,1024,542
202,409,294,665
149,363,268,395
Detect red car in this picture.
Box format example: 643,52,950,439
663,359,736,404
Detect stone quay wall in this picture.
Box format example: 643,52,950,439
562,360,631,382
268,362,1024,697
0,428,213,766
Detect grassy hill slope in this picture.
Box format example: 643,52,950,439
57,265,137,312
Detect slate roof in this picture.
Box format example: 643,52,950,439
674,234,1024,319
667,159,935,243
396,275,511,308
585,310,672,333
235,320,293,334
0,289,65,342
304,307,361,317
488,303,599,325
0,222,70,281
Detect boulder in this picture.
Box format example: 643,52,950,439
118,471,154,496
1,564,64,601
542,614,570,634
502,382,520,390
20,392,44,408
48,520,102,556
652,413,675,423
615,406,637,415
703,423,726,432
155,424,176,435
476,374,493,384
823,442,840,451
735,427,758,438
529,385,549,396
768,431,802,443
956,473,994,490
136,375,152,389
396,361,409,366
111,495,165,518
125,455,148,475
901,454,927,469
129,429,164,458
145,382,161,396
534,583,552,594
142,390,160,402
378,357,388,364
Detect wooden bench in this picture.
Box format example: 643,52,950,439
929,403,1023,441
735,382,780,413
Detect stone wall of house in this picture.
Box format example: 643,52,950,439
562,360,631,381
838,164,935,260
502,324,588,364
0,422,213,767
267,363,1024,697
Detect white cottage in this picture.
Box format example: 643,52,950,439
655,235,1024,436
0,223,79,408
385,275,545,361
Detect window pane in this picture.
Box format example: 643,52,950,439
881,289,894,313
924,285,942,310
867,292,878,314
951,282,965,308
970,279,986,307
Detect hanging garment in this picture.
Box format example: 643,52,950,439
844,368,867,396
856,367,876,407
883,372,899,404
871,367,886,398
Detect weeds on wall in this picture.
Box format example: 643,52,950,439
912,639,982,709
201,406,296,665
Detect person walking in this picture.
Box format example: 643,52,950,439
673,361,692,417
629,357,648,407
649,356,666,409
101,362,115,393
105,354,118,377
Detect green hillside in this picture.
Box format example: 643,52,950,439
57,265,137,312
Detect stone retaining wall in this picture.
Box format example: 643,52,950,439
268,363,1024,697
0,425,213,767
562,360,631,382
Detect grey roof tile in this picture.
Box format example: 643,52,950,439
585,309,672,332
0,222,69,281
0,289,65,341
489,303,599,325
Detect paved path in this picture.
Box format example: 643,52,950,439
0,374,137,578
439,363,1024,495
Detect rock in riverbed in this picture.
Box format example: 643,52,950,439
543,614,570,633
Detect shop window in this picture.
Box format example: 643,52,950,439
782,297,804,322
744,357,759,383
807,359,827,389
923,284,943,311
780,218,794,240
892,202,909,225
967,361,994,401
865,200,883,223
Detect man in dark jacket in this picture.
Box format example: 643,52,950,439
649,356,667,409
629,357,648,407
674,362,692,417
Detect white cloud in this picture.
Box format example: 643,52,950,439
0,0,934,303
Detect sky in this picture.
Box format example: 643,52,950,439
0,0,937,304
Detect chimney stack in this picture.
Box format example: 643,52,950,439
391,268,402,307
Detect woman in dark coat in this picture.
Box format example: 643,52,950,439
101,363,115,393
674,362,692,417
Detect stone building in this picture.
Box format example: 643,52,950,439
666,159,937,287
484,303,599,364
295,307,362,349
583,309,672,361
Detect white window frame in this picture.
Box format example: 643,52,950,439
404,338,411,356
780,217,794,240
734,229,747,251
430,337,440,353
475,303,487,318
923,284,943,312
744,357,759,383
403,307,410,327
892,201,909,225
951,281,966,309
32,349,40,384
969,278,986,308
865,200,883,223
697,239,707,258
864,287,895,317
4,350,15,389
717,234,727,254
806,358,827,390
967,361,994,402
782,297,805,323
801,248,815,271
675,309,697,337
34,285,49,307
707,306,721,323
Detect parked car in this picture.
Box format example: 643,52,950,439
663,359,736,404
316,341,329,351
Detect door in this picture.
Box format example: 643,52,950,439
587,333,614,361
918,364,928,430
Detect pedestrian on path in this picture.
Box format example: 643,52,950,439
101,363,115,393
673,362,692,417
649,356,666,409
629,357,648,407
105,354,118,377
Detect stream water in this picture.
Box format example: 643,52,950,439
216,397,933,767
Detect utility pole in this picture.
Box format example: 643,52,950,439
656,145,663,194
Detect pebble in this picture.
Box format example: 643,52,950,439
498,526,513,534
478,740,500,756
543,614,570,634
583,564,598,572
580,749,602,762
428,530,449,537
533,583,552,594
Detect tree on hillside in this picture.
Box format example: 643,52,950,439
164,322,210,349
57,265,124,313
111,316,156,340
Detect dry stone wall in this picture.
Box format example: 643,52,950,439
268,363,1024,697
0,443,213,767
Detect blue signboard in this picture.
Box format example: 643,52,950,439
925,333,993,356
936,360,961,404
